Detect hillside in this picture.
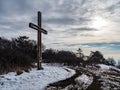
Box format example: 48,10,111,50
0,63,120,90
46,64,120,90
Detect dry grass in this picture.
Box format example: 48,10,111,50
0,63,36,75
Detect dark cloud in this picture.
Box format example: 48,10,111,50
70,27,97,31
0,0,31,16
79,17,91,22
44,17,76,25
52,43,62,45
80,34,95,37
106,1,120,12
58,27,97,38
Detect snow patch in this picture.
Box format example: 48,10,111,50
98,64,120,72
98,64,110,70
76,74,89,83
0,63,75,90
75,74,93,89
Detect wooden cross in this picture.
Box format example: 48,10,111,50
29,11,48,70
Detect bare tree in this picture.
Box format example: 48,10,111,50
77,48,84,59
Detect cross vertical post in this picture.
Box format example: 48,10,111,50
29,11,48,70
38,11,42,70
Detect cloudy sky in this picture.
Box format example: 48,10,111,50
0,0,120,61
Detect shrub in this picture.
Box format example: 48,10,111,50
0,36,41,74
43,49,80,65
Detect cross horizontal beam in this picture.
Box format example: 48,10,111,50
29,22,47,34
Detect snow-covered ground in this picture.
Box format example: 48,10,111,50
75,74,93,89
98,64,120,72
98,64,110,70
83,64,120,90
0,63,75,90
0,63,119,90
97,64,120,90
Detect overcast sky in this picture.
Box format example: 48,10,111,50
0,0,120,61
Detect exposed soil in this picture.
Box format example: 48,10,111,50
45,69,82,89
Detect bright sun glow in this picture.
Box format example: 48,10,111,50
91,16,108,29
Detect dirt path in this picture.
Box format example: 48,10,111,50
45,69,82,90
45,66,120,90
86,74,101,90
78,67,102,90
45,67,94,90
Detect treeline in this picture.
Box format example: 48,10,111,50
0,36,117,74
42,49,79,65
0,36,39,74
43,48,116,66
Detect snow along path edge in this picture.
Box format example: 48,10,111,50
0,63,75,90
